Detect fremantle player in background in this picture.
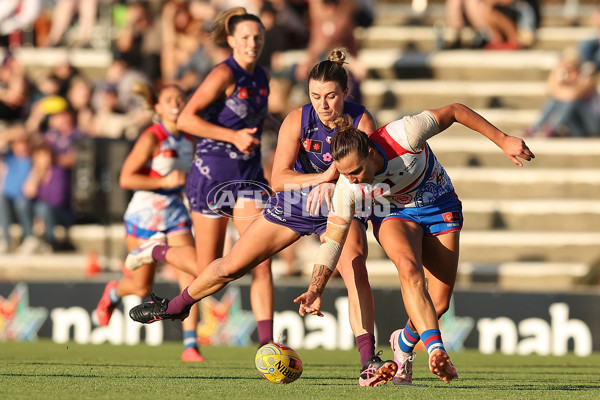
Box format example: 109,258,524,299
124,7,276,347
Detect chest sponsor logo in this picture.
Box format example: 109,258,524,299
302,139,323,154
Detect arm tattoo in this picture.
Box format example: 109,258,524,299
309,265,333,294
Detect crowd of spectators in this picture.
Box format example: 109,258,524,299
0,0,598,255
0,0,370,255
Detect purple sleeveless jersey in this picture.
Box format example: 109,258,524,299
186,56,270,216
263,102,366,236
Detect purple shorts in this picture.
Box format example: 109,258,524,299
263,188,367,236
185,156,270,217
371,192,463,240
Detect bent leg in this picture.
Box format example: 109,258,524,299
335,220,373,337
422,232,460,319
186,216,299,301
378,219,439,334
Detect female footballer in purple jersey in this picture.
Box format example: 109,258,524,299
124,7,276,347
128,48,398,386
295,105,535,385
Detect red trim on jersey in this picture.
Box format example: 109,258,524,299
369,124,410,159
147,124,169,143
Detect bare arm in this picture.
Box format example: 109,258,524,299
271,110,376,192
427,103,535,166
270,108,338,191
176,64,260,155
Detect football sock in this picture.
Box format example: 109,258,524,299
183,330,198,350
356,333,376,366
166,287,197,314
399,322,420,354
152,245,170,263
108,287,121,305
420,329,446,355
257,320,274,346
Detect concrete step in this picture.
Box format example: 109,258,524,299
360,49,559,80
374,108,540,136
356,25,597,51
361,79,548,112
361,230,600,264
461,199,600,231
281,48,560,81
446,167,600,199
428,137,600,168
457,231,600,264
370,3,599,28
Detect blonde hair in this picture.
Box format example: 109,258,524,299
210,7,264,46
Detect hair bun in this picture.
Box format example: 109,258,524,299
328,48,348,65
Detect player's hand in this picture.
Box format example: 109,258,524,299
233,127,260,155
501,136,535,167
306,182,336,216
322,163,340,182
294,290,323,317
162,170,187,188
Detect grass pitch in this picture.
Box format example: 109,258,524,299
1,340,599,400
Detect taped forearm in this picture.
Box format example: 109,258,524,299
308,265,334,294
314,219,350,270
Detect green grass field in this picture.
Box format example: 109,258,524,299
1,340,599,399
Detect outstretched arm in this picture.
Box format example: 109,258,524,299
426,103,535,166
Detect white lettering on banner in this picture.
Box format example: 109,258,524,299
304,314,337,349
477,303,592,356
51,307,91,344
273,297,376,350
50,296,163,346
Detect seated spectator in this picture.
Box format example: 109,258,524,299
23,142,74,251
445,0,489,49
43,108,84,169
113,2,162,84
0,123,45,254
0,53,28,124
90,82,132,139
161,0,204,82
66,76,94,135
526,47,600,137
482,0,539,50
0,0,42,48
43,0,98,48
578,5,600,72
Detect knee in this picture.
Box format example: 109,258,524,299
430,293,451,317
393,259,423,287
214,258,245,281
251,262,272,282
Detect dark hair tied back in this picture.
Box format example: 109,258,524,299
330,114,371,161
308,48,349,91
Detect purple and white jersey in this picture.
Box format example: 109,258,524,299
294,102,366,175
194,55,269,162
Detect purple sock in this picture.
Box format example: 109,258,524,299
152,245,170,263
356,333,375,367
257,320,273,346
166,287,197,314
